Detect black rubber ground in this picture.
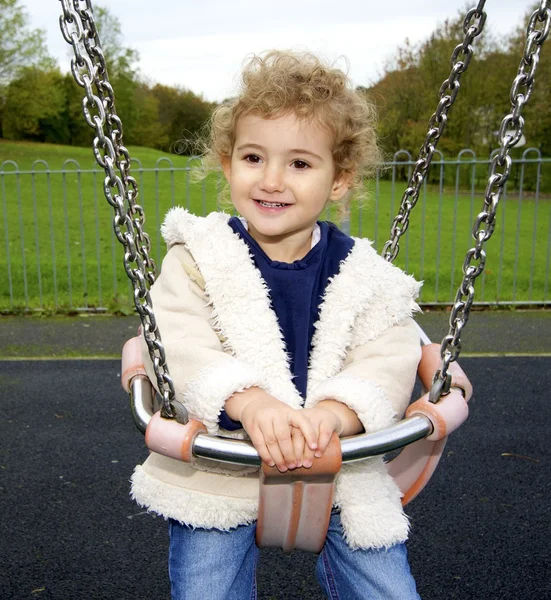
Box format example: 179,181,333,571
1,357,549,599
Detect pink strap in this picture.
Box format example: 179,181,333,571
386,437,448,505
387,389,468,505
145,413,207,462
386,343,472,505
417,343,473,401
406,389,468,441
121,336,147,392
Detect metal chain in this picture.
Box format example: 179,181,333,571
382,0,487,263
432,1,550,396
59,0,178,420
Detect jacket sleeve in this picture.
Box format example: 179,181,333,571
141,243,268,434
304,318,422,433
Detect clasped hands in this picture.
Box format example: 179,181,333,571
225,387,362,473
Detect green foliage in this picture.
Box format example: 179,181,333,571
0,0,56,139
1,2,549,163
131,85,168,150
367,4,551,158
2,67,67,142
0,0,55,86
63,73,94,147
0,3,214,152
512,4,551,156
151,84,214,154
92,6,140,79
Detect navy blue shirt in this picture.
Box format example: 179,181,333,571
219,217,354,430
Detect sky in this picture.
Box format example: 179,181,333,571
25,1,529,102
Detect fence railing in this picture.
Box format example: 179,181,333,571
1,149,550,312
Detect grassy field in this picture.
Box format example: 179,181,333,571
1,139,550,312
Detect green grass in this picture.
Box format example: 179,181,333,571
1,139,550,311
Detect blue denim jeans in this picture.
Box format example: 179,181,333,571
168,512,420,599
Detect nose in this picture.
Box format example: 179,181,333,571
260,163,286,194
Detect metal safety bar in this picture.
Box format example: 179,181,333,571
130,375,433,467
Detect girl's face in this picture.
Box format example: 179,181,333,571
221,113,351,261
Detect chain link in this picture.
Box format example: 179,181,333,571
59,0,178,420
435,1,550,392
381,1,487,263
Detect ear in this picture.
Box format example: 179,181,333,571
220,154,232,181
329,171,355,201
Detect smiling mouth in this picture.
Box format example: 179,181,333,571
254,199,291,208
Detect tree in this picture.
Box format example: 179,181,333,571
505,3,551,155
131,84,168,149
60,5,214,151
86,5,141,144
150,84,214,153
0,0,54,86
0,0,55,137
365,9,520,159
91,6,140,79
62,73,92,146
2,67,68,142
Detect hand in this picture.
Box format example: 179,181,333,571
297,407,343,465
227,388,318,472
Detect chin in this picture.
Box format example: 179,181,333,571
252,223,288,238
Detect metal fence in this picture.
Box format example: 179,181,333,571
1,149,550,312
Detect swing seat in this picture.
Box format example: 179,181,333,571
121,334,472,552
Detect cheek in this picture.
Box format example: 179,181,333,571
229,168,249,191
308,173,335,198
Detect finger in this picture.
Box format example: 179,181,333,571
264,425,290,472
289,412,318,451
316,427,335,458
291,427,305,468
247,428,275,468
273,420,297,469
301,438,316,468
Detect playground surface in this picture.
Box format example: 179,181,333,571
1,310,550,599
1,309,550,359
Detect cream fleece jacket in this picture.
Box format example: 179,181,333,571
131,209,422,550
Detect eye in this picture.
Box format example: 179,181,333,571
244,154,262,164
292,160,310,170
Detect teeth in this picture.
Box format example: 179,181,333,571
258,201,288,208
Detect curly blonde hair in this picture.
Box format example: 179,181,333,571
202,50,382,213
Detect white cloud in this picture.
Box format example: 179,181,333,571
25,0,529,101
139,19,433,101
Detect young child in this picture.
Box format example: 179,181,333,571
131,50,422,600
